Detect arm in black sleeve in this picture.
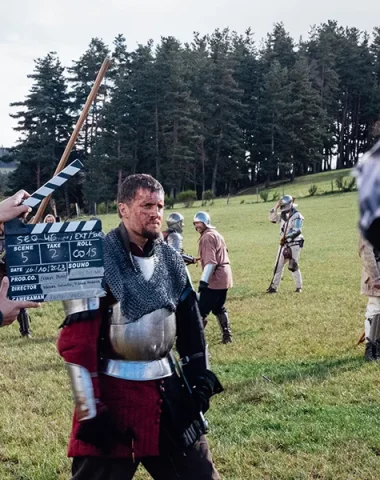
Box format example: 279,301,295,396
176,281,207,374
176,281,223,412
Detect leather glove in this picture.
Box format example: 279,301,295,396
280,237,286,246
191,370,223,413
198,281,208,293
76,405,135,454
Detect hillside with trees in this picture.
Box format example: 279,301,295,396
5,22,380,214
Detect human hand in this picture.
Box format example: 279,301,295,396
280,237,286,246
198,281,208,293
0,190,32,222
77,405,135,454
191,370,224,413
0,277,40,327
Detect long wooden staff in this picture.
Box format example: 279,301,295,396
30,56,112,224
267,209,291,290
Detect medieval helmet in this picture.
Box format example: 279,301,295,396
193,211,215,228
167,212,184,233
279,195,297,212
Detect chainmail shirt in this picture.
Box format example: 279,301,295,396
103,229,187,324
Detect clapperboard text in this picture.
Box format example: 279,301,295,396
4,219,106,302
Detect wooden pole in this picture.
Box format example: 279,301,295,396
31,56,112,224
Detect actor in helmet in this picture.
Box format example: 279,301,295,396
193,211,233,344
163,212,196,265
267,195,304,293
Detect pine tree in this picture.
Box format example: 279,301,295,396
204,29,245,195
154,36,201,196
287,55,326,176
8,52,72,198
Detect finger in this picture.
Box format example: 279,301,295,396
0,277,9,299
14,190,31,202
15,301,40,309
13,204,32,217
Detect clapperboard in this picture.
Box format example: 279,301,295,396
4,160,106,302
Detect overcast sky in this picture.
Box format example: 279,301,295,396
1,0,379,147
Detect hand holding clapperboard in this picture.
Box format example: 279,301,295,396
4,161,106,302
4,57,111,304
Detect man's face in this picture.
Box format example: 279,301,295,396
119,188,164,240
194,221,207,234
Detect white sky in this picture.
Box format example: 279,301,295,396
1,0,378,147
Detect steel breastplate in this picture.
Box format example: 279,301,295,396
107,303,177,361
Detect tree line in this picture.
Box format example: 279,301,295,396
4,21,380,214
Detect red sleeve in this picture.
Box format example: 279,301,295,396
57,313,102,398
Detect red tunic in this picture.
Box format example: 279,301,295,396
57,312,162,458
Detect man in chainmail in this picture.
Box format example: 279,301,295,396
57,174,222,480
193,211,233,344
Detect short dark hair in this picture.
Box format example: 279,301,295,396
117,174,164,205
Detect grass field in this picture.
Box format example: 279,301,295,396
0,179,378,479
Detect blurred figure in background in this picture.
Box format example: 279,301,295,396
267,195,304,293
193,211,233,344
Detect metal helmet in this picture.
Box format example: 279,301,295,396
279,195,296,212
193,211,215,228
167,212,184,233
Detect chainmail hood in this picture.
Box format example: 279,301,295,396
103,228,187,323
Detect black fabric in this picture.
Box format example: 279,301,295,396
187,370,224,414
198,280,209,293
59,310,99,329
71,435,220,479
198,289,228,317
175,283,207,373
366,218,380,250
159,373,207,452
77,406,135,455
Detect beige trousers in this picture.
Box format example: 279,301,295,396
272,245,302,290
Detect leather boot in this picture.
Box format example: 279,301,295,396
375,341,380,361
365,342,377,362
216,313,232,344
266,286,277,293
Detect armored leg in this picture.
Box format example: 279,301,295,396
215,313,232,344
271,249,285,291
365,315,380,361
290,246,302,290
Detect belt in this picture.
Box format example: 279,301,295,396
99,357,174,381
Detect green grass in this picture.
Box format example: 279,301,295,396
235,169,354,202
0,174,377,479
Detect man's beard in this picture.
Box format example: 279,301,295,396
141,228,160,240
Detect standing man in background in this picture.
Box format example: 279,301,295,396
163,212,196,265
359,233,380,361
193,211,233,344
267,195,304,293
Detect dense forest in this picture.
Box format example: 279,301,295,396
4,21,380,213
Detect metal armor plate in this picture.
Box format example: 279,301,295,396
108,304,177,361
